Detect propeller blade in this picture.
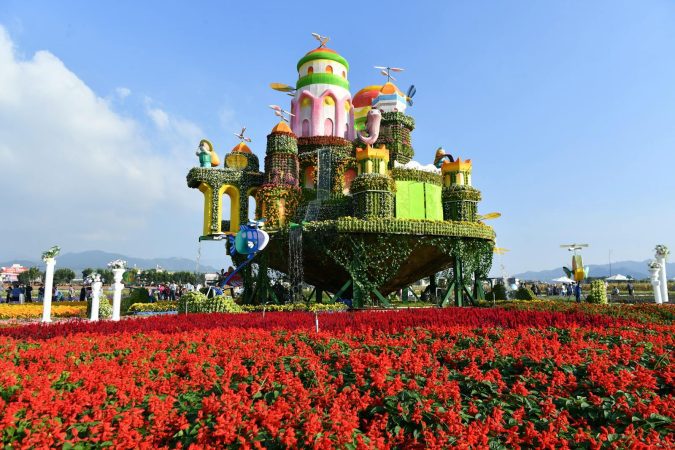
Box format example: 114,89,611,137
478,212,501,220
380,70,388,76
389,74,396,81
311,32,320,38
241,127,246,134
245,138,252,142
269,105,281,111
407,85,416,97
407,98,413,106
270,83,294,92
374,66,387,70
390,67,404,72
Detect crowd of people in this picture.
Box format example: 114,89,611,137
0,283,75,303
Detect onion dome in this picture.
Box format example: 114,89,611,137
353,85,381,131
231,142,252,154
225,141,259,171
271,121,293,134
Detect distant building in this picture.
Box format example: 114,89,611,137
0,264,28,283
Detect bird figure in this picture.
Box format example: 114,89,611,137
311,32,329,48
234,127,252,143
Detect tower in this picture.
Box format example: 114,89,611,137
441,158,481,222
290,47,354,139
351,145,394,218
256,122,302,228
370,82,415,166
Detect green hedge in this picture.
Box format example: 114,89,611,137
391,168,442,186
303,217,495,240
353,191,394,219
380,111,415,130
350,174,396,194
442,185,482,202
515,286,536,300
240,303,348,312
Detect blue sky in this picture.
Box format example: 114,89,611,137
0,1,673,274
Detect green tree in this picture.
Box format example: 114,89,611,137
82,268,94,279
18,267,43,285
53,268,76,285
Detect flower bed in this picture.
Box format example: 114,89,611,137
493,300,675,325
0,302,86,320
0,308,672,448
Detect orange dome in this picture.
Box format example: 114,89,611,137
380,82,404,96
231,142,252,154
271,121,293,134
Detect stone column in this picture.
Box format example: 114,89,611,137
111,268,125,321
90,277,102,321
655,246,669,303
649,262,662,305
41,257,56,323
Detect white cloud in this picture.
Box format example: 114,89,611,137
147,106,170,129
0,26,203,258
115,87,131,99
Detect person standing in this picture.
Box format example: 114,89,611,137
627,282,634,300
25,284,32,302
575,282,582,303
79,285,86,302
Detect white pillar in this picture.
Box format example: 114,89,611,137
655,252,669,303
111,268,125,321
649,263,662,304
90,279,102,321
41,258,56,323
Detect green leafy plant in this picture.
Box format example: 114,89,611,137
178,291,242,314
587,280,608,304
128,302,177,313
515,285,536,300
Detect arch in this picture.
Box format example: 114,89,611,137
325,65,333,74
247,187,258,222
302,119,310,136
307,66,314,75
304,166,316,189
217,184,241,234
343,168,357,194
342,70,346,78
324,118,334,136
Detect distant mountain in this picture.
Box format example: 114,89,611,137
0,250,218,274
514,260,675,281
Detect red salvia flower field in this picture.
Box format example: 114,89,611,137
0,308,673,448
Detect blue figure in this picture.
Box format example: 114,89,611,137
222,220,270,287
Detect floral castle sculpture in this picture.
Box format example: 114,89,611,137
187,36,495,307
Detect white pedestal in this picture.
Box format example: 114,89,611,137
111,268,125,321
90,281,102,321
656,254,669,303
649,266,662,304
41,258,55,323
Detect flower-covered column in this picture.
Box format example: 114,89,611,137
90,274,103,321
655,245,669,303
108,260,126,321
648,261,662,305
41,245,60,323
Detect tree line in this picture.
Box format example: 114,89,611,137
16,267,200,285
